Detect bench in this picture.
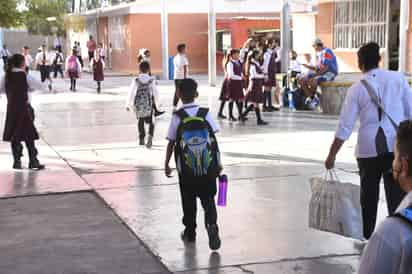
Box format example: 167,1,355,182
319,81,353,115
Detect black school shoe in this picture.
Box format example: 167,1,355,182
181,229,196,243
29,160,45,170
206,224,221,250
13,160,22,170
139,138,145,146
155,110,165,117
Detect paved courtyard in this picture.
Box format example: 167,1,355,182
0,72,390,273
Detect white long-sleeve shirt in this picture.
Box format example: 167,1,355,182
358,191,412,274
0,68,48,102
263,49,273,74
126,73,158,109
335,68,412,158
35,51,53,66
226,61,243,80
249,60,264,80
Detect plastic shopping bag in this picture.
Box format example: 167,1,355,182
308,170,363,240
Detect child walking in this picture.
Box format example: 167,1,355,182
164,78,222,250
241,50,268,125
65,49,82,92
226,48,245,121
217,50,231,119
173,43,189,110
126,61,157,149
91,55,105,94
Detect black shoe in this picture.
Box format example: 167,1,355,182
97,88,101,94
218,113,227,119
13,160,22,170
229,116,238,122
29,160,45,170
181,230,196,243
155,110,165,117
257,120,269,126
262,107,269,112
146,136,153,149
206,224,221,250
239,115,247,122
139,138,145,146
270,106,280,111
48,84,52,92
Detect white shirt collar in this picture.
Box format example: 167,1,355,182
12,68,25,73
181,102,197,108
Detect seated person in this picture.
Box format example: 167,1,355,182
301,38,338,106
283,50,301,90
300,53,316,76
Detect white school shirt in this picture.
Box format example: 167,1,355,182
167,103,219,141
0,48,10,58
274,47,281,63
24,54,33,69
358,191,412,274
289,59,302,72
262,49,273,74
0,68,48,102
335,68,412,158
35,51,52,66
173,54,189,80
249,60,265,80
125,73,157,109
226,61,243,80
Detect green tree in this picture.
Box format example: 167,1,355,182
0,0,22,28
23,0,68,36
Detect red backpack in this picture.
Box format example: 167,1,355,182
68,56,78,71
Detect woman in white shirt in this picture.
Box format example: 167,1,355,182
325,42,412,240
240,50,268,126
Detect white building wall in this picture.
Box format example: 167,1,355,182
292,13,316,55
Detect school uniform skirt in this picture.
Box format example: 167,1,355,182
68,69,79,79
263,76,277,88
246,78,264,103
228,79,244,101
219,78,230,101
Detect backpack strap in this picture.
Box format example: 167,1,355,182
197,107,209,119
176,108,189,120
393,205,412,225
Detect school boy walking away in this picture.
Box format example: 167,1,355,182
358,120,412,274
35,45,53,91
226,48,245,121
173,43,189,110
241,50,268,126
52,46,64,78
325,42,412,240
126,61,157,148
217,50,231,119
164,78,222,250
1,45,11,69
0,54,46,170
91,55,104,94
65,49,82,92
262,40,280,112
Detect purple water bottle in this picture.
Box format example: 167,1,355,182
217,175,228,207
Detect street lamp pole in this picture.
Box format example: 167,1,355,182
280,0,290,73
161,0,169,80
208,0,217,86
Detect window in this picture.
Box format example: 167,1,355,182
217,31,231,52
108,16,126,50
333,0,388,49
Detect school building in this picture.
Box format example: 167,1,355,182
66,0,314,75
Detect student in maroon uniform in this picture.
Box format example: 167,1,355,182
226,48,245,121
241,50,268,126
218,50,231,119
91,54,105,94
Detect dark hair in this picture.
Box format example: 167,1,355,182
5,54,25,88
177,43,186,53
358,42,381,71
397,120,412,176
137,54,144,63
179,78,198,102
245,49,260,76
222,49,231,71
139,61,150,73
72,49,77,56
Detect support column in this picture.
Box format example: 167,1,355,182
208,0,217,86
399,0,409,73
280,0,291,73
161,0,169,80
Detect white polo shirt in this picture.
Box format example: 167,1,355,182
167,103,219,141
173,54,189,80
335,68,412,158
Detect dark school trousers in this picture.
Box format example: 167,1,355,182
173,79,184,107
138,116,154,139
178,176,218,233
357,153,406,239
11,140,38,162
39,65,50,82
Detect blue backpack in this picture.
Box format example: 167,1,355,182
394,206,412,225
174,107,221,180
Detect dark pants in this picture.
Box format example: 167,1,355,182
178,177,218,234
2,56,8,69
263,91,273,108
174,79,184,107
53,64,64,78
11,140,38,162
70,78,77,91
88,51,94,62
138,116,154,139
39,65,50,82
357,153,406,239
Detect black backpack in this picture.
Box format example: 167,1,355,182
174,107,221,180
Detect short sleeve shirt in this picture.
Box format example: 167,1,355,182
318,48,338,75
173,54,189,80
167,103,219,141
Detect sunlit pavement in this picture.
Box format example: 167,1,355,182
0,72,389,273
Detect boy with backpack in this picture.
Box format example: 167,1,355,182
164,78,222,251
65,49,82,92
53,46,64,78
126,61,157,148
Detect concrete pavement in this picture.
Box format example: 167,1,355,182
0,72,389,273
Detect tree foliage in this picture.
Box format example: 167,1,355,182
0,0,23,28
23,0,68,36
